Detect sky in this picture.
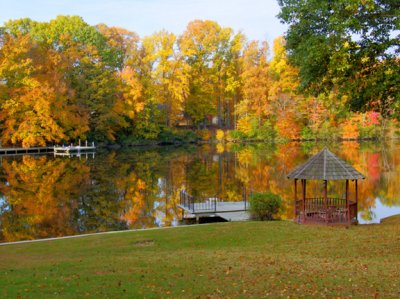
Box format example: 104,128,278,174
0,0,287,47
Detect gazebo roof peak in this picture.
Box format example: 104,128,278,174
287,147,365,180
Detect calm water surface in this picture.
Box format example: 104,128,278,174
1,141,399,242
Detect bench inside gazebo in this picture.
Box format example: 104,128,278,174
287,148,365,225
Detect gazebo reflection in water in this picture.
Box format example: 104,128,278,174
287,148,365,225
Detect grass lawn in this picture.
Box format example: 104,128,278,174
1,221,400,298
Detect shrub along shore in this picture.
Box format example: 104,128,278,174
100,127,399,148
1,220,399,298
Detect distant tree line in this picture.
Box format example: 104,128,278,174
0,12,398,147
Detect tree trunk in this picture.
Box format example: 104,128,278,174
227,98,231,129
217,69,222,128
234,93,237,129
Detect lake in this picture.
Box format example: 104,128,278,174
1,140,399,243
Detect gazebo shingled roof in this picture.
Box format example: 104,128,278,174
287,147,365,181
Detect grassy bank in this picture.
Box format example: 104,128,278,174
1,221,399,298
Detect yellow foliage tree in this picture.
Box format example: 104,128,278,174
143,30,190,126
269,36,303,139
240,40,270,125
341,115,361,140
0,33,89,147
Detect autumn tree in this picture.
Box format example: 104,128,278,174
96,24,141,70
269,37,302,139
239,40,270,127
225,32,245,129
0,32,88,147
179,20,236,128
39,17,129,141
211,27,237,128
0,16,134,145
142,30,190,127
3,15,395,144
97,24,144,124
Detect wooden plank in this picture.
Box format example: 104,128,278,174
0,147,52,152
0,143,95,156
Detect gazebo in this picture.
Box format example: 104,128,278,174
287,148,365,225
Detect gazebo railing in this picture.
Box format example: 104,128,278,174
295,198,357,224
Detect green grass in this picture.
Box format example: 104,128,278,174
1,221,400,298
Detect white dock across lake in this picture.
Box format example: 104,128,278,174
53,141,96,155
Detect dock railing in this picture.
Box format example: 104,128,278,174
180,190,218,213
179,190,248,214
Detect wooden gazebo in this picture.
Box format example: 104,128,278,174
287,148,365,225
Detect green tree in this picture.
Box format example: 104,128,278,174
278,0,400,122
67,55,128,142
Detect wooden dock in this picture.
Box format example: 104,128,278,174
0,141,96,157
53,142,96,155
179,191,250,222
0,147,53,156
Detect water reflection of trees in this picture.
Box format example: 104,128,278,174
0,156,91,241
1,141,399,242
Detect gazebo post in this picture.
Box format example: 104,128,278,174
294,179,298,221
355,179,358,221
345,179,350,223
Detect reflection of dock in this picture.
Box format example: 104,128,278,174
54,151,96,159
178,191,250,222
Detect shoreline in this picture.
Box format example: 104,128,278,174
104,136,396,149
0,222,217,246
0,135,397,150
